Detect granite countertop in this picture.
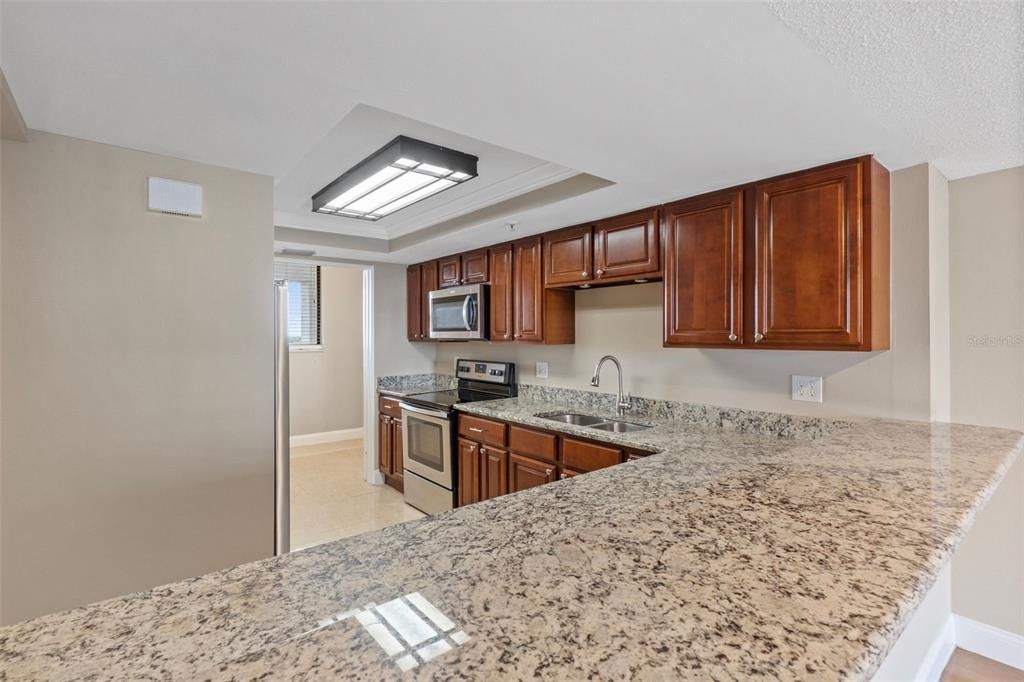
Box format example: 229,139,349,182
377,373,457,397
1,393,1021,681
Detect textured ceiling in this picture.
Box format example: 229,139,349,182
3,2,1021,262
769,0,1024,179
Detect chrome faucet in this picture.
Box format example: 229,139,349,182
590,355,631,416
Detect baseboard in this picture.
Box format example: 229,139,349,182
916,615,957,682
290,427,364,449
955,615,1024,670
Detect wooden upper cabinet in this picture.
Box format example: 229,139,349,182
513,236,575,344
508,453,556,493
753,157,889,350
489,243,514,342
420,260,439,340
513,236,544,342
406,264,423,341
593,208,661,281
462,249,489,284
543,225,593,287
438,255,462,288
663,188,745,347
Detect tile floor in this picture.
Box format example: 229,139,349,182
940,648,1023,682
290,439,424,550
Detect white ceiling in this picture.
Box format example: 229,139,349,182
3,1,1021,263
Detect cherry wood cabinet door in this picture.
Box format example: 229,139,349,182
406,264,423,341
462,249,489,284
489,243,514,342
513,236,544,342
457,438,481,507
480,445,509,501
663,188,744,347
508,452,556,492
438,255,462,288
377,414,392,473
753,160,863,349
593,208,660,281
420,260,439,340
391,418,404,480
543,224,593,287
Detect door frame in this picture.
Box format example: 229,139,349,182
275,255,380,486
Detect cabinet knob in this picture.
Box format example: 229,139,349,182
596,269,604,277
480,446,487,455
514,333,520,339
581,271,589,278
559,472,567,480
728,333,738,342
754,333,764,341
545,468,553,476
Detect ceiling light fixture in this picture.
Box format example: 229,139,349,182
312,136,479,221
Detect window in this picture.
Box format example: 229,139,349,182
275,261,321,347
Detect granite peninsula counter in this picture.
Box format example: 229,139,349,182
1,391,1020,681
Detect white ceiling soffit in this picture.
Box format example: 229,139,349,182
768,1,1024,180
273,104,586,241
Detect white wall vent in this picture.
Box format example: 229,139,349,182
148,176,203,217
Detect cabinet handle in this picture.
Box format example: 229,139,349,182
480,447,487,455
581,271,589,278
728,333,738,342
754,333,764,341
468,427,484,433
545,468,553,476
559,472,567,480
596,269,604,277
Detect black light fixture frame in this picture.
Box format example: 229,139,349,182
311,135,479,220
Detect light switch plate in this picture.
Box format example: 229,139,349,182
535,362,549,379
792,375,823,403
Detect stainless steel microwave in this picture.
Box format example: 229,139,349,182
428,284,488,340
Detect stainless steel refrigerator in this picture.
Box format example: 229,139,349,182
274,280,290,555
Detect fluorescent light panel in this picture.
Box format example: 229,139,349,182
312,136,478,221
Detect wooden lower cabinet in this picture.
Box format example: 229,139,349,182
377,398,405,491
481,446,509,500
509,452,557,492
455,414,652,506
457,438,481,507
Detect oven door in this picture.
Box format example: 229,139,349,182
429,284,487,340
400,403,453,489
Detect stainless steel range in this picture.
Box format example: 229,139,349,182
400,360,516,514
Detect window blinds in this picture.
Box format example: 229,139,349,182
274,261,321,345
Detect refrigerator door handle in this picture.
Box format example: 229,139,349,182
274,281,290,556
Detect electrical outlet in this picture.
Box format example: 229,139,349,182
791,375,823,403
535,362,549,379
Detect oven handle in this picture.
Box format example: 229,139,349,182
399,402,451,420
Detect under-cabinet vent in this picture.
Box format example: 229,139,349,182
148,176,203,217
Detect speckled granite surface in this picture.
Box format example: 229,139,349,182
377,373,456,396
1,403,1020,680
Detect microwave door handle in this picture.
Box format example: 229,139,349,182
462,296,472,331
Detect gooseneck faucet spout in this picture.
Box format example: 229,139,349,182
590,355,631,416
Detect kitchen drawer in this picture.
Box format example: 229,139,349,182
508,425,557,463
458,414,508,447
379,397,402,418
561,437,622,472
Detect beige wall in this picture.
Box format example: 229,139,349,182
437,165,935,421
289,265,364,435
948,166,1024,637
374,263,435,378
0,130,275,624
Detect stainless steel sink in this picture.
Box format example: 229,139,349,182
537,412,608,426
536,412,653,432
590,420,652,433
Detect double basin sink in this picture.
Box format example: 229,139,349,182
536,412,652,433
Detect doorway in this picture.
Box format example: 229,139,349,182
275,258,423,552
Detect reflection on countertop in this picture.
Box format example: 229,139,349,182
1,388,1020,681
